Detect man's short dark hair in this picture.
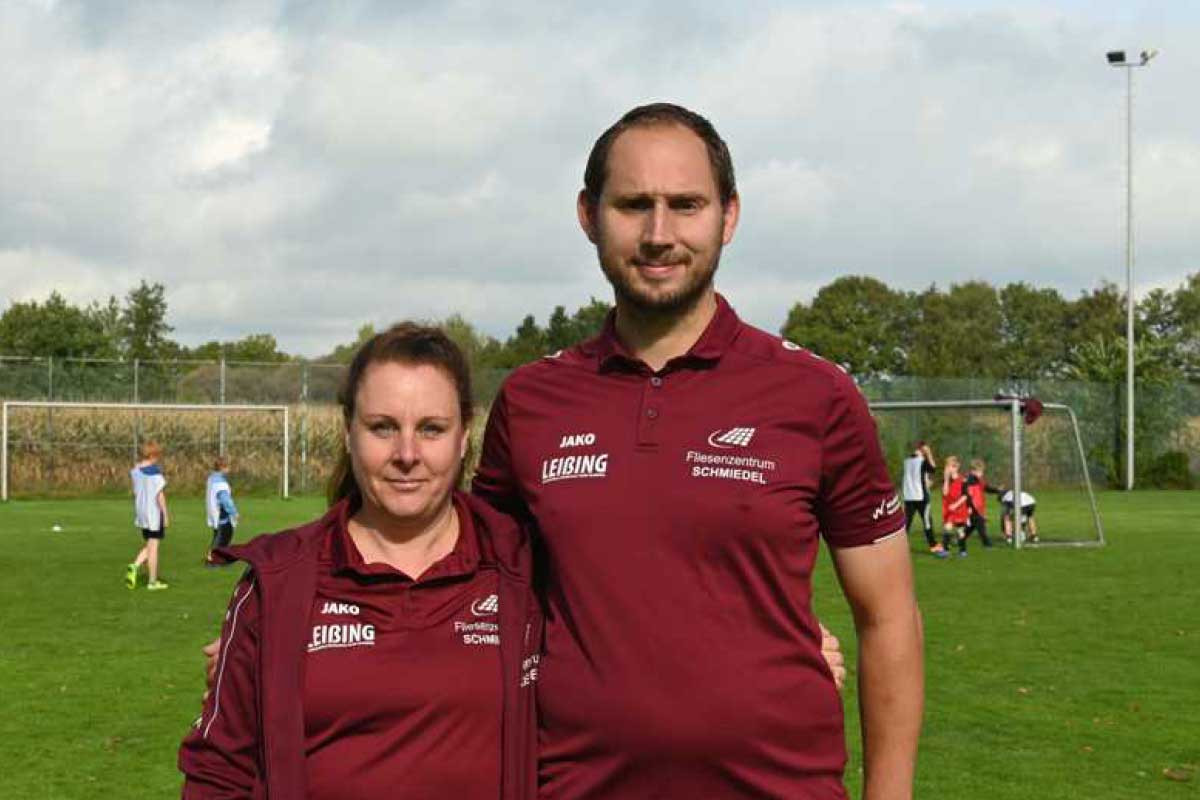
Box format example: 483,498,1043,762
582,103,737,209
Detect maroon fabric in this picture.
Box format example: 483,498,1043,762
303,505,501,800
1022,397,1044,425
474,295,905,800
178,492,541,800
993,393,1045,425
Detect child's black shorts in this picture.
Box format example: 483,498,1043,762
211,522,235,549
1002,503,1036,518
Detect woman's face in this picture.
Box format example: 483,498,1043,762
347,361,468,529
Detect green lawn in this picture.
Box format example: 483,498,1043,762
0,491,1196,798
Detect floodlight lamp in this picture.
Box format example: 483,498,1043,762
1106,50,1126,64
1140,48,1159,64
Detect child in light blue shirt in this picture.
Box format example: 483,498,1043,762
204,456,239,566
127,440,170,590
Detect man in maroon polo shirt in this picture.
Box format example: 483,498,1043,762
473,104,923,799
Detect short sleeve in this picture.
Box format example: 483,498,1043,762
472,387,527,519
815,372,906,548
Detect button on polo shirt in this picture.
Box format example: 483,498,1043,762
474,295,906,799
303,496,502,800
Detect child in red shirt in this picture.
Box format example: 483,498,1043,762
941,456,971,558
962,459,996,552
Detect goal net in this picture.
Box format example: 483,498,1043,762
2,401,290,501
869,398,1103,548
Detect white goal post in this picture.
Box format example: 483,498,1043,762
1,400,290,501
869,398,1104,549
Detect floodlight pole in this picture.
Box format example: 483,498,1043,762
1107,48,1157,490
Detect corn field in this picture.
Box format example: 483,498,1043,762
2,356,1196,495
2,403,493,499
4,405,325,497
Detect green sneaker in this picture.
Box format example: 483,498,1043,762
125,563,139,589
146,580,169,591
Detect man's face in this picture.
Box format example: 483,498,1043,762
579,124,739,315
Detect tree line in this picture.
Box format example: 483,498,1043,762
782,274,1200,385
0,281,291,364
2,274,1197,384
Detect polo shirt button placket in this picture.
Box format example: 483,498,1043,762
637,374,662,447
398,582,419,623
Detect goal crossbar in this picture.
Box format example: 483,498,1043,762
869,398,1104,549
1,400,290,501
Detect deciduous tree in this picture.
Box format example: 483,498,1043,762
0,292,118,358
120,281,173,360
781,276,913,377
998,283,1070,379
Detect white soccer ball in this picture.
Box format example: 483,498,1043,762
51,524,63,532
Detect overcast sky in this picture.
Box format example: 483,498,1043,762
2,0,1196,356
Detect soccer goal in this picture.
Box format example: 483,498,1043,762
1,401,290,501
869,398,1104,549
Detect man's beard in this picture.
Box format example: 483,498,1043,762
597,245,722,317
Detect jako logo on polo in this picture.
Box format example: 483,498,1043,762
707,427,756,449
320,601,360,616
471,594,499,617
559,432,596,448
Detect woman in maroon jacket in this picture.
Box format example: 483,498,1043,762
179,323,541,800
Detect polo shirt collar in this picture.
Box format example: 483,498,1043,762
587,292,742,372
330,492,481,581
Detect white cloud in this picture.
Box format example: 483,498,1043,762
0,246,134,304
972,138,1065,171
1,1,1197,355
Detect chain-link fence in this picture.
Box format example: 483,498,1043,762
862,376,1200,490
0,356,510,497
1,356,1196,496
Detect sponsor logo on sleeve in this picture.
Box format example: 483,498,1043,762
872,494,902,521
520,653,540,687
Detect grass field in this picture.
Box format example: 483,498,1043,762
0,490,1196,798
